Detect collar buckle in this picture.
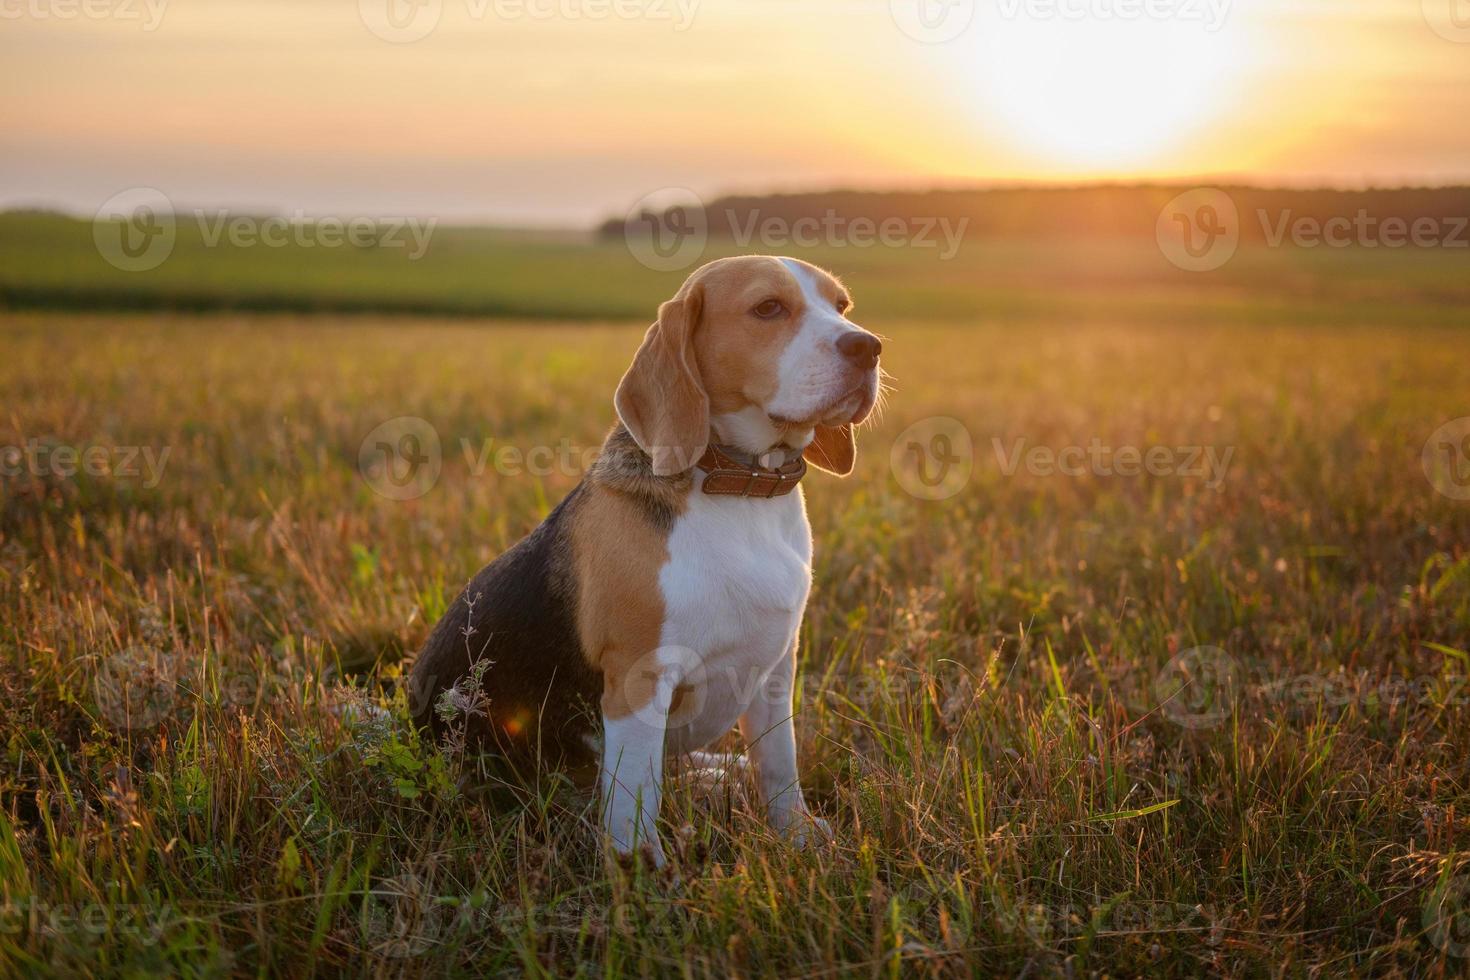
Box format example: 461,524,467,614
696,444,807,498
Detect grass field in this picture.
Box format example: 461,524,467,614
5,210,1470,329
2,243,1470,975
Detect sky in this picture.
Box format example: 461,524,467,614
3,0,1469,226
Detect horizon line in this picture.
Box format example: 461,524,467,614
7,176,1470,231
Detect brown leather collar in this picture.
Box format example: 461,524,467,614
695,443,807,498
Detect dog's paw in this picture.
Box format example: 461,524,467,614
609,838,668,872
778,810,833,850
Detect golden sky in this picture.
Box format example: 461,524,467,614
3,0,1468,224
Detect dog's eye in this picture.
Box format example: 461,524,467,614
752,299,786,319
835,297,851,314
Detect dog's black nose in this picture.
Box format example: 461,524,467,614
836,331,881,369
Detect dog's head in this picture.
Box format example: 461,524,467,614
615,255,882,477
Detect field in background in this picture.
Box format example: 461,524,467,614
4,209,1470,328
3,270,1469,974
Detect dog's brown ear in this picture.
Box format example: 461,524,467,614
615,286,708,476
805,423,855,476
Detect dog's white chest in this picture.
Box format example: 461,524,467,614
655,484,813,748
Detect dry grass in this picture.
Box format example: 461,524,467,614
2,309,1468,976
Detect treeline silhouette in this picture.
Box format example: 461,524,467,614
599,184,1470,243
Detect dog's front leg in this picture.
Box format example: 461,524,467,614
600,690,668,866
739,644,831,848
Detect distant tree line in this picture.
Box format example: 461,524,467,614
599,184,1470,243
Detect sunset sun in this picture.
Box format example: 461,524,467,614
962,16,1250,168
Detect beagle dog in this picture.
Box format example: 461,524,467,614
409,255,882,864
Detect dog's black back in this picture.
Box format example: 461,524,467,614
409,485,603,769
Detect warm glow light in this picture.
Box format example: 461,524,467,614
2,2,1467,222
962,17,1249,168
